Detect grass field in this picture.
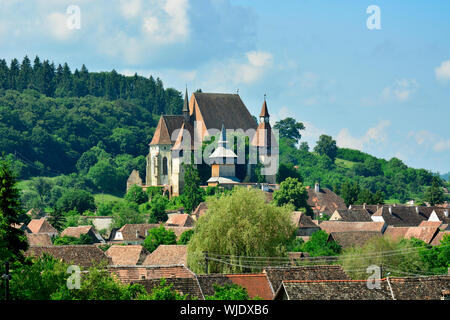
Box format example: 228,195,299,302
94,193,123,206
335,158,357,169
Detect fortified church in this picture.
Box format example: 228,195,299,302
129,89,277,196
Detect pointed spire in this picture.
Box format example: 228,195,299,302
183,85,189,113
218,123,227,148
260,95,270,118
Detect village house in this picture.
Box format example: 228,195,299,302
197,273,274,300
263,265,350,295
142,245,187,266
110,223,193,243
25,245,111,268
383,225,441,245
318,221,387,234
291,211,320,237
306,183,347,218
27,218,58,238
329,208,372,222
106,245,149,265
61,225,105,243
26,233,53,246
165,213,195,227
327,231,382,249
274,276,450,300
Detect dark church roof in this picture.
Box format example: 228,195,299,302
192,93,257,132
150,115,184,145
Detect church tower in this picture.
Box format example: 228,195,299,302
251,96,278,184
183,86,190,123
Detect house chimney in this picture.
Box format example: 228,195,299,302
136,230,139,239
363,203,366,209
445,210,449,218
315,182,320,193
415,206,419,214
389,206,393,215
349,204,352,210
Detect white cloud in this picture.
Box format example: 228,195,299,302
433,140,450,152
120,0,142,19
382,78,418,102
246,51,273,68
435,60,450,81
336,120,391,151
46,11,73,41
200,51,273,89
336,128,364,150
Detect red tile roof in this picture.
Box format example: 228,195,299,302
27,218,58,234
226,274,274,300
106,245,149,265
319,221,386,233
142,245,187,266
166,214,195,227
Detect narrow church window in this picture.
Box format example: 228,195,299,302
163,157,168,175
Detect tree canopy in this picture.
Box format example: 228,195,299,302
187,187,296,273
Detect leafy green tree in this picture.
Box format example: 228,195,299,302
273,117,305,143
143,225,177,253
276,163,302,183
0,157,28,263
340,182,360,206
56,189,96,214
300,230,341,257
205,283,250,300
411,234,450,274
47,209,67,232
181,164,204,213
9,254,68,300
28,177,53,209
87,159,119,193
178,229,195,245
423,176,445,206
52,264,148,300
299,141,309,152
139,278,188,300
373,190,385,205
355,188,375,205
273,177,309,212
187,187,296,273
148,194,169,223
339,237,427,280
125,185,148,205
96,201,116,216
112,201,144,229
314,135,338,161
53,234,93,245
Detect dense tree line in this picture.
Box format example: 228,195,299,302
0,56,182,114
0,56,183,179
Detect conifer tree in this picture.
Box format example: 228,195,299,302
0,157,28,263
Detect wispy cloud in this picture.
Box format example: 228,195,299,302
435,60,450,81
336,120,391,151
381,79,418,102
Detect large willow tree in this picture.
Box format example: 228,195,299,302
187,187,295,274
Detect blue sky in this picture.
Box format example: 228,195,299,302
1,0,449,174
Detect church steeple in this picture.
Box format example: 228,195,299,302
260,94,270,123
183,85,189,122
218,123,227,148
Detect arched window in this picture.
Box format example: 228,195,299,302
162,157,168,175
